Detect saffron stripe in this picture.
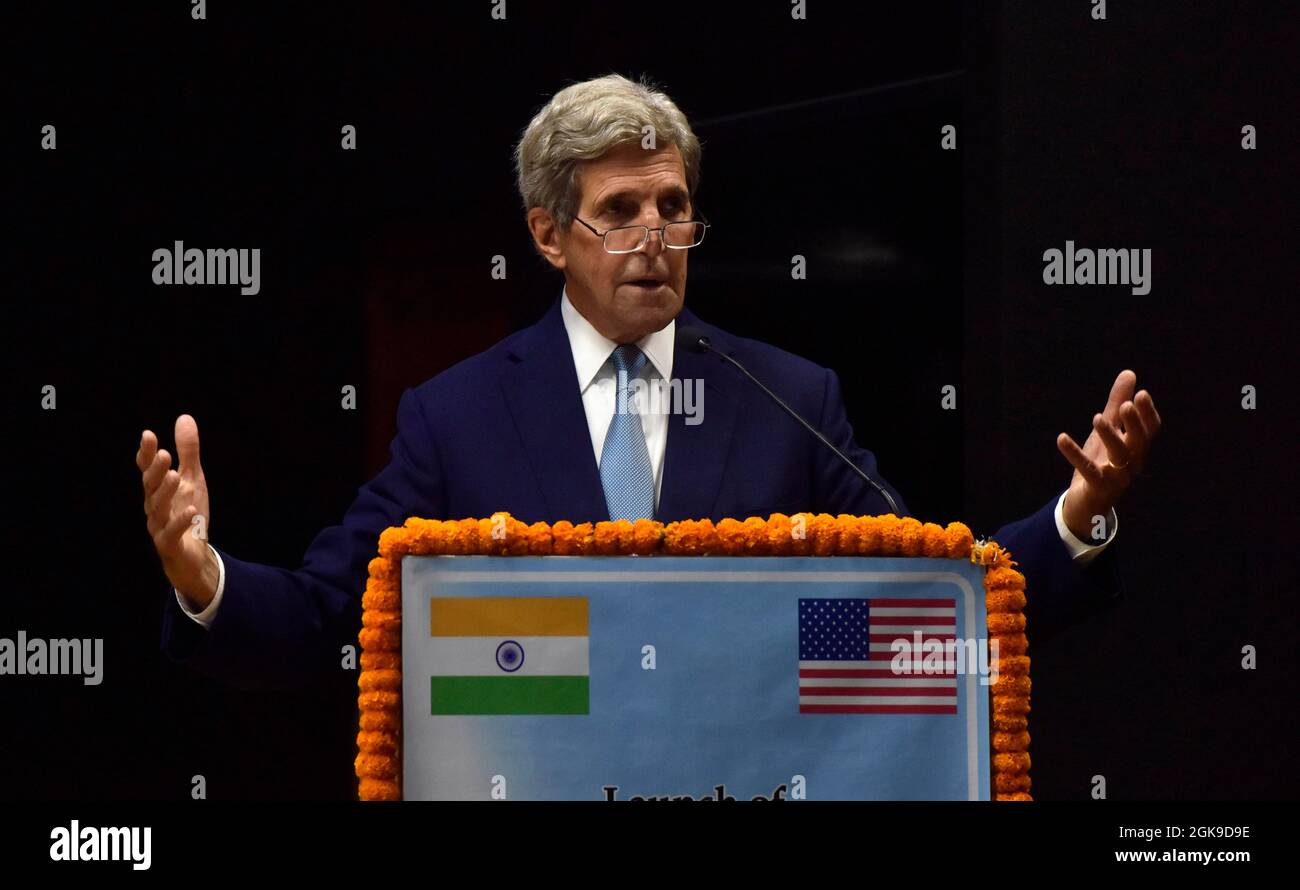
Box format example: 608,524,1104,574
430,597,588,637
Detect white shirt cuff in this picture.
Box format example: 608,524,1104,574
174,544,226,629
1054,490,1117,566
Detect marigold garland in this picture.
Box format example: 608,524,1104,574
357,512,1032,801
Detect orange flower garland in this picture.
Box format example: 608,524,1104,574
357,512,1032,801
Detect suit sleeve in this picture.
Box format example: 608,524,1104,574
990,494,1124,642
813,368,1122,640
158,386,447,690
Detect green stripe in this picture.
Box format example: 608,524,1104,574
430,676,589,715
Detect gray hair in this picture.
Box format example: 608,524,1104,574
514,73,702,230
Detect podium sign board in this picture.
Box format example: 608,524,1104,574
400,555,994,800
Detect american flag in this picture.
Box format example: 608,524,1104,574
798,597,958,714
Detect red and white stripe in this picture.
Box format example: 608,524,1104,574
799,599,958,714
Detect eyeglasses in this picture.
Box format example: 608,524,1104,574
572,213,710,254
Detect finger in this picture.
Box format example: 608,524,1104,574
1093,413,1131,467
146,469,180,529
155,503,198,558
1119,400,1150,455
137,430,158,472
141,449,173,502
175,414,204,480
1101,369,1137,424
1057,433,1105,487
1135,389,1162,434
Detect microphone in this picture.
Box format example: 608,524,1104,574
675,324,901,516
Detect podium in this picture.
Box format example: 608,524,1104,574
354,514,1032,801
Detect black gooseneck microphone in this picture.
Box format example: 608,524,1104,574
676,325,901,516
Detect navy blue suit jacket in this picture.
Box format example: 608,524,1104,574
161,297,1122,689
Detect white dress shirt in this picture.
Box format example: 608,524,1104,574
559,287,675,507
176,288,1116,627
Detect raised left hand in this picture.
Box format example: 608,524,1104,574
1056,369,1162,542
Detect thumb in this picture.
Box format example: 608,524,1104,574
174,414,204,479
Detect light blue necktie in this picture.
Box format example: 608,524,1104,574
599,344,655,521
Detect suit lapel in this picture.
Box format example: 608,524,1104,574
500,300,743,525
500,299,610,523
656,307,742,522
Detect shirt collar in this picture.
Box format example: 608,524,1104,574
560,286,675,391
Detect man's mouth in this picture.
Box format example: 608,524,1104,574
625,278,667,289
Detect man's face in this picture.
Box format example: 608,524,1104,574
529,141,691,343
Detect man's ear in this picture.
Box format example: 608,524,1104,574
526,207,567,270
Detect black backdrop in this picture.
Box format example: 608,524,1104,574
4,1,1295,800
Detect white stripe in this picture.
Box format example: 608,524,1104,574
800,659,958,672
868,639,930,652
869,624,956,634
427,636,588,676
799,695,958,706
866,642,958,653
800,677,956,688
870,607,955,617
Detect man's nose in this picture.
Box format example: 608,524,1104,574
642,226,666,255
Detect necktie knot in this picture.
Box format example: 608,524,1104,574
609,344,648,380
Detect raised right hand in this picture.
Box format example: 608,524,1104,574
138,414,218,610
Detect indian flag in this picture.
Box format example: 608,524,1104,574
428,596,589,715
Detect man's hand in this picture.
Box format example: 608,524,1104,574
137,415,218,610
1056,369,1162,543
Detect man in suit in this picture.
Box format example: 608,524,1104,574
138,74,1161,690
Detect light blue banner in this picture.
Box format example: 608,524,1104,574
401,556,991,800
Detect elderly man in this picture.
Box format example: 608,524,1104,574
138,74,1160,690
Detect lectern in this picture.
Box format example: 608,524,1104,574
353,513,1032,801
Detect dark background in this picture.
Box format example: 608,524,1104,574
3,1,1295,800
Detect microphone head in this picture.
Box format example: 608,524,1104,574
676,324,711,353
